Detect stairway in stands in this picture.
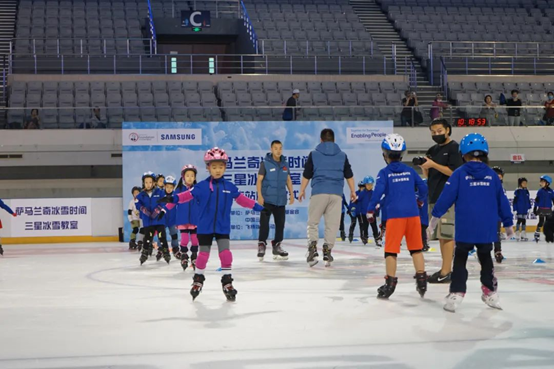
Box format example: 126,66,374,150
350,0,449,122
0,0,16,113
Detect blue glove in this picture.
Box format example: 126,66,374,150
253,203,264,212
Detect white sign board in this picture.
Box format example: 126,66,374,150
510,153,525,163
10,198,92,237
122,129,203,146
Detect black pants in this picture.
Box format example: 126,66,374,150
515,216,526,232
340,213,345,233
348,214,359,236
141,225,168,252
494,221,502,252
451,242,496,294
258,203,286,244
358,214,369,240
421,223,428,244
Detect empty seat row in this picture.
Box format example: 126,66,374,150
215,81,409,95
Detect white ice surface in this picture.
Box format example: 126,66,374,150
0,239,553,369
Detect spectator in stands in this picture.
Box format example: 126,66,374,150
401,90,418,127
506,90,522,126
91,107,107,128
283,89,300,121
24,109,40,129
430,93,449,120
480,95,498,126
543,91,554,126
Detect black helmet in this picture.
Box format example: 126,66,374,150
131,186,141,194
492,166,504,176
518,177,528,186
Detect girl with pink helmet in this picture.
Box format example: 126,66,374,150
159,147,264,302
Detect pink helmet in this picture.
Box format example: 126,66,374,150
204,147,229,164
181,164,197,177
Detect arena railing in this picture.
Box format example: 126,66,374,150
147,0,158,54
429,41,554,59
239,0,257,53
258,40,376,58
8,38,156,57
7,53,401,75
1,106,551,130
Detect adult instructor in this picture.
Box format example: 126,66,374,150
419,118,463,283
299,128,357,268
257,140,294,261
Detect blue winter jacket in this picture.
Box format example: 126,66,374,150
310,142,348,196
174,184,199,226
432,161,513,244
513,188,532,215
417,189,429,226
161,190,177,227
175,176,263,235
0,198,14,215
367,162,428,219
261,153,290,207
135,188,166,227
349,189,364,217
535,187,554,209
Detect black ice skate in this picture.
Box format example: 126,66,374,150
422,240,430,252
322,244,334,267
340,231,346,242
181,253,189,271
375,238,383,250
139,250,149,265
495,251,504,264
190,274,205,301
272,241,289,260
137,241,143,252
191,252,197,270
348,233,354,243
0,244,4,256
161,247,171,264
155,250,163,262
221,274,237,302
534,231,540,243
427,270,451,284
257,241,266,261
361,237,368,245
306,241,319,267
414,272,428,297
128,239,137,250
377,275,398,299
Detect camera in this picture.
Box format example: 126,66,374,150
412,156,427,166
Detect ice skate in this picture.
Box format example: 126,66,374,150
322,244,333,267
0,244,4,256
500,233,506,241
340,231,346,242
161,247,171,264
139,250,149,265
191,252,197,270
181,253,189,271
128,239,137,250
414,272,428,297
377,275,398,299
361,237,368,245
375,239,383,250
155,250,163,262
137,241,143,252
257,241,266,261
422,240,429,252
495,251,504,264
516,231,520,241
481,286,502,310
172,247,180,258
272,241,289,260
221,274,237,302
521,231,528,242
306,241,319,267
190,274,205,301
443,292,465,312
428,270,452,284
348,233,353,243
534,231,540,243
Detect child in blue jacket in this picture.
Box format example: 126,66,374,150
366,134,428,300
533,175,554,242
428,133,514,313
135,171,170,265
347,181,365,243
513,177,531,241
160,147,264,302
492,166,507,264
0,198,17,256
157,176,179,262
363,176,382,247
339,194,348,241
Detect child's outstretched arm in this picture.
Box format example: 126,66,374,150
0,199,16,216
497,179,514,231
366,171,386,213
235,193,264,212
135,196,151,217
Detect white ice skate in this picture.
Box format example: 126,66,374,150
521,231,528,242
481,286,502,310
443,293,465,313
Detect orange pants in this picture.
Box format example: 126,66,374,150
385,216,423,254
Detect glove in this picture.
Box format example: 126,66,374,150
533,207,538,216
253,203,264,212
417,199,424,208
505,226,515,239
12,213,16,217
156,210,166,220
427,216,440,240
366,211,375,223
140,206,151,217
158,195,177,204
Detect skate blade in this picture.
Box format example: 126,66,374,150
443,306,456,313
376,295,389,300
325,261,332,267
258,256,264,262
308,259,319,267
273,255,289,261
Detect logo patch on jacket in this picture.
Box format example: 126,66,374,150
223,190,231,193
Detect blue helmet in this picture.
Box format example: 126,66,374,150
459,133,489,156
362,176,375,185
540,175,552,185
382,133,406,152
142,171,155,182
164,175,177,186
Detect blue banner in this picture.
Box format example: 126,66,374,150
122,121,392,241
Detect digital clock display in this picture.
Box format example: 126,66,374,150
456,118,487,127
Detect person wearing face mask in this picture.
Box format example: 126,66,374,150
430,93,449,120
419,119,463,284
506,89,522,126
543,91,554,126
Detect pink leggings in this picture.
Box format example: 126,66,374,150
195,233,232,273
180,229,198,250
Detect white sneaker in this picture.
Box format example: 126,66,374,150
443,292,465,313
481,286,502,310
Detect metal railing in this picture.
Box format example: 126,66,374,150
429,41,554,59
9,38,154,57
8,53,402,76
438,55,554,76
258,39,375,57
2,105,552,130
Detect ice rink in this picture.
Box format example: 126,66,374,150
0,239,553,369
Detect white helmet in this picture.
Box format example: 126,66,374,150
382,133,406,158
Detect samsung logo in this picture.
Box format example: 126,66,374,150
160,133,197,141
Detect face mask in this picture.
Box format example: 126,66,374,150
548,95,553,100
432,134,447,145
